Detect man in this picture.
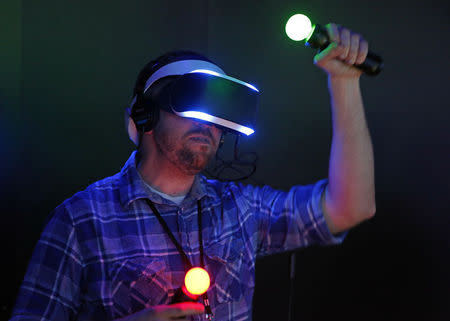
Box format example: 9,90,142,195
11,23,375,321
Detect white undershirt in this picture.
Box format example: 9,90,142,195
139,173,186,205
146,184,186,205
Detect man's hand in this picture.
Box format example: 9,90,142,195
117,302,205,321
314,23,369,79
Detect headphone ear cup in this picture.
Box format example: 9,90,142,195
131,93,157,134
143,103,158,132
130,76,175,137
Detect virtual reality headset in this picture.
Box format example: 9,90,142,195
127,59,260,145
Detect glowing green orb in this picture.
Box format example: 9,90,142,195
285,14,313,41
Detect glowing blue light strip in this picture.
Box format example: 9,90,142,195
174,110,255,136
190,69,260,92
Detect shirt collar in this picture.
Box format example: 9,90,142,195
119,151,217,207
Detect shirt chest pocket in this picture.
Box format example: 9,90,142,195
108,256,174,318
204,231,255,305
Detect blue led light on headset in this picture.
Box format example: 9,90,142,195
126,59,260,145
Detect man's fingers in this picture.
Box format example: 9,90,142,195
355,39,369,65
159,302,205,318
326,23,340,43
326,24,369,66
314,22,369,77
345,33,361,65
314,22,370,76
314,42,343,66
338,28,351,60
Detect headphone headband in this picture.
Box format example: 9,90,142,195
129,60,226,110
143,60,225,93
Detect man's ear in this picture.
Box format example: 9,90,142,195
126,115,139,146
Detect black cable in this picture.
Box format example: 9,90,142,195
146,198,214,319
145,199,192,270
197,200,213,320
288,253,296,321
197,200,205,268
204,133,261,184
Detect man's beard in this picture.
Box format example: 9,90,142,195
154,128,216,175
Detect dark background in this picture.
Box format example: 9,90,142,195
1,0,449,320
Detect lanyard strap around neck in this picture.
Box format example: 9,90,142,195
145,198,214,320
145,199,205,270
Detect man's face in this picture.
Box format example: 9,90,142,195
150,110,223,175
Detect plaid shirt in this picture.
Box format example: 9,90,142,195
11,151,345,321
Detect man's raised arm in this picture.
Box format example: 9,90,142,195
314,23,376,234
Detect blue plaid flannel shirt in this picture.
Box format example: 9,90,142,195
11,151,345,321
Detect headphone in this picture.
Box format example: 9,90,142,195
128,76,176,134
126,77,173,146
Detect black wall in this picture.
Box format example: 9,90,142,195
1,0,449,320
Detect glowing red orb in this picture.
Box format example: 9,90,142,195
184,267,210,295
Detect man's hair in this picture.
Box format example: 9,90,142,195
132,50,216,99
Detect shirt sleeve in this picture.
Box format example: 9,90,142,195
234,179,347,258
10,204,84,320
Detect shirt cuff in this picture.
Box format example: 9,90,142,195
310,179,347,245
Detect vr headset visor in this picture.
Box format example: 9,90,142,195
158,70,259,136
127,59,260,145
